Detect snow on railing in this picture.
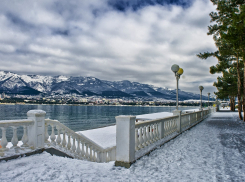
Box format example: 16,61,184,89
45,119,116,162
134,115,178,152
0,110,115,163
115,107,215,168
0,119,34,156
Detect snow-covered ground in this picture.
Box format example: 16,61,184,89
1,111,245,182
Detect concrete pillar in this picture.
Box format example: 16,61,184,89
27,110,46,149
115,115,136,168
173,110,182,133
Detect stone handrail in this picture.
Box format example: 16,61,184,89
45,119,116,162
0,107,215,166
0,110,115,162
115,107,215,168
0,119,34,156
135,115,178,152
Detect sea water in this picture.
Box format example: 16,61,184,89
0,104,198,140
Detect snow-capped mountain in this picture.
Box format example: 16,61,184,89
0,71,206,100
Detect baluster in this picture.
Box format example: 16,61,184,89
168,121,171,135
93,149,97,162
81,141,85,157
152,124,157,142
21,125,29,147
90,146,93,161
102,152,107,162
171,119,174,133
11,126,18,149
56,126,61,146
183,116,185,127
174,119,177,132
44,124,49,144
50,124,56,145
0,127,8,152
142,126,147,146
183,116,186,127
189,114,191,126
150,125,154,143
135,129,139,151
155,124,158,140
145,125,151,145
164,121,167,136
138,127,143,149
107,151,110,162
67,134,71,150
172,119,175,133
85,143,89,159
62,130,67,148
72,137,76,153
155,123,160,140
76,139,81,155
169,120,172,134
163,121,166,137
96,151,99,162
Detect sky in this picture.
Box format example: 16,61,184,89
0,0,219,95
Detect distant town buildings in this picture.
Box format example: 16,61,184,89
0,93,217,106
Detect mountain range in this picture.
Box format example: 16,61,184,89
0,71,207,101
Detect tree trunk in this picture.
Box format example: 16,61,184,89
243,53,245,121
236,55,243,120
229,96,232,111
230,96,235,111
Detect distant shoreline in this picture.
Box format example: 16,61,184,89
0,102,196,107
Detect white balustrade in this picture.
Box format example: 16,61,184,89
116,107,215,168
181,114,190,129
190,112,197,124
44,118,116,162
0,107,214,166
0,119,34,156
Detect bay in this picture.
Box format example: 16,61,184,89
0,104,198,140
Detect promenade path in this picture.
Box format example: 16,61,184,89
1,110,245,181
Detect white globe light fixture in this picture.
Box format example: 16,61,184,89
171,64,184,110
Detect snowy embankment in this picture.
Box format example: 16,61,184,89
1,111,245,181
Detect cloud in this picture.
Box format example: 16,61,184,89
0,0,219,95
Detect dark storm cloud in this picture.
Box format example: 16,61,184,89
108,0,194,11
0,0,219,94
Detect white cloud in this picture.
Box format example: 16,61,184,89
0,0,219,94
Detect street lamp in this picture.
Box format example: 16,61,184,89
199,86,204,109
207,92,210,107
171,64,184,110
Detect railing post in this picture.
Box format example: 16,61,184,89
115,115,136,168
173,110,182,133
27,110,46,149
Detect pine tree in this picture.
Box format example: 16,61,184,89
198,0,245,119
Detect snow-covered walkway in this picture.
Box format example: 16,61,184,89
1,111,245,182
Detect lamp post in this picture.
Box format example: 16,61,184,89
199,86,204,110
171,64,184,110
207,92,210,107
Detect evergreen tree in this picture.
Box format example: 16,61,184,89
197,0,245,119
